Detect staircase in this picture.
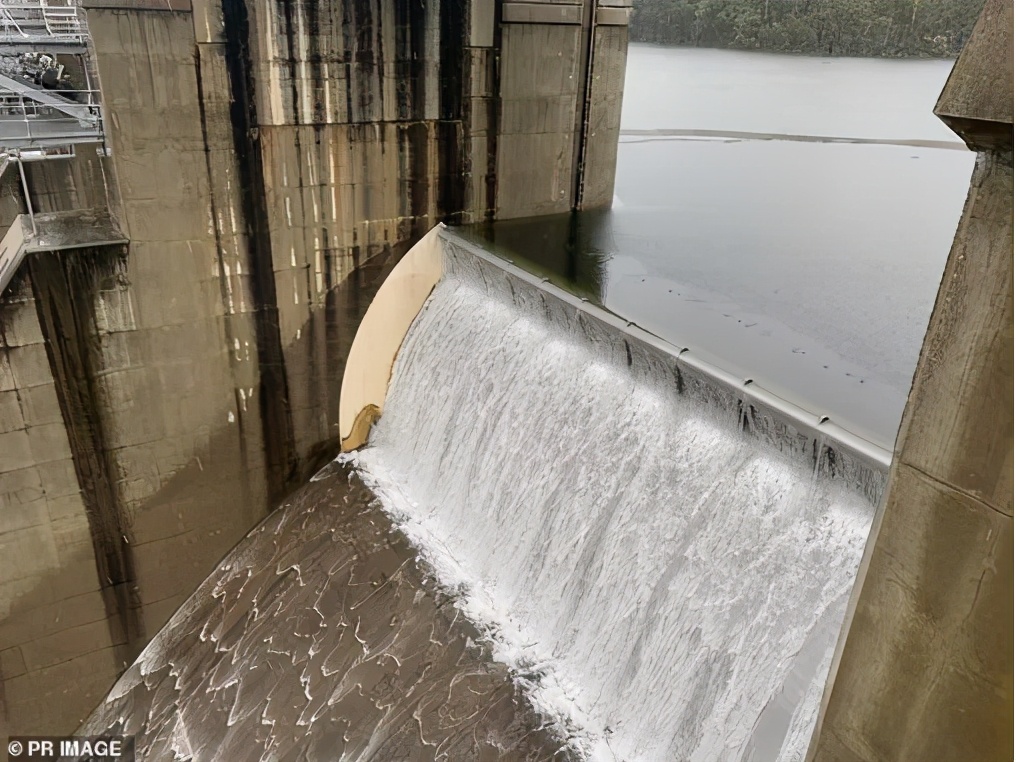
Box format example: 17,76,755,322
0,0,87,50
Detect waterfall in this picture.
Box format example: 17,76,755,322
353,241,878,761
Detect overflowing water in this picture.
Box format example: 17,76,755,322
353,241,880,761
80,465,572,760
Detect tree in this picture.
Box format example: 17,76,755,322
628,0,984,57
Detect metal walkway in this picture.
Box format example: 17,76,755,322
0,0,112,298
0,0,103,150
0,73,97,123
0,73,102,148
0,0,87,51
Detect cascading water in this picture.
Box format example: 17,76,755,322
353,239,881,762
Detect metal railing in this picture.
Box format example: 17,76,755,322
0,0,113,299
0,0,86,48
0,0,103,150
0,87,102,148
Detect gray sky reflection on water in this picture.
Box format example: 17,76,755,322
465,46,974,450
621,44,962,141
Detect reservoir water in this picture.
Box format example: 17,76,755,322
83,46,972,760
471,44,975,450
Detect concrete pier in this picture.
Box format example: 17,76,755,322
810,2,1013,759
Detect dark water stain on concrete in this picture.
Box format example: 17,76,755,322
81,462,576,761
0,238,403,736
28,247,147,669
222,0,299,504
285,245,403,485
438,0,465,223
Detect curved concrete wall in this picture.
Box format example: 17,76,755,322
339,225,443,451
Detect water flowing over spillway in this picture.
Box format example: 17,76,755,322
354,241,881,761
80,466,573,760
80,239,884,761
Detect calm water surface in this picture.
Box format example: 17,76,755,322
473,45,975,449
622,44,962,140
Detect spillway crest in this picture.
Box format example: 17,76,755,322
354,240,879,761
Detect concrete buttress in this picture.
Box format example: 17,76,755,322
809,2,1014,760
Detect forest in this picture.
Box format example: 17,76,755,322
629,0,984,57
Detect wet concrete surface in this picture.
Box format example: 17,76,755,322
0,244,400,737
80,461,574,761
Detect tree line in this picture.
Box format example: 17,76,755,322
629,0,984,57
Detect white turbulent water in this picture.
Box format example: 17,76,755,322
354,252,875,762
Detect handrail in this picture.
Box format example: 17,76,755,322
0,0,85,45
0,8,26,36
0,74,100,122
0,88,103,149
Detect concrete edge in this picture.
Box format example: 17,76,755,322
502,2,583,25
82,0,192,12
441,228,893,473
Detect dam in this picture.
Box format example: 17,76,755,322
1,0,1012,759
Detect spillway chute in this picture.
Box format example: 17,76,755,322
333,224,894,758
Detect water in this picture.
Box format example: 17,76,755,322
468,45,975,450
354,246,877,761
621,45,962,140
80,463,573,760
82,47,958,760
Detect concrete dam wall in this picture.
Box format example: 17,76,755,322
0,0,630,735
75,229,887,759
0,0,1010,756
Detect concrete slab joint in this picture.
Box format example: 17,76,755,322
502,2,583,25
595,7,631,25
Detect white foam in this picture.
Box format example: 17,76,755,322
352,268,874,761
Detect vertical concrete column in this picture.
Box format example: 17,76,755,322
461,0,497,222
809,2,1013,761
577,0,630,209
494,0,630,218
189,0,268,505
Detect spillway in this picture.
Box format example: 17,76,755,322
79,464,573,760
349,232,886,761
81,229,888,761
